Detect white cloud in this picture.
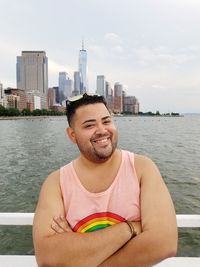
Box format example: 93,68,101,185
89,39,124,62
152,0,200,8
180,45,200,53
132,46,193,67
48,60,74,76
171,0,200,7
104,33,123,45
0,41,18,56
48,59,74,86
111,45,124,53
88,45,105,58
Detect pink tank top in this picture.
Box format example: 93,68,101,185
60,150,140,233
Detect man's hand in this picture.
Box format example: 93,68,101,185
51,215,73,234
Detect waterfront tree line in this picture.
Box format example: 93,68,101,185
137,111,180,116
0,105,65,117
0,105,181,118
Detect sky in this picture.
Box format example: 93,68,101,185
0,0,200,113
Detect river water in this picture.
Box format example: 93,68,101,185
0,115,199,256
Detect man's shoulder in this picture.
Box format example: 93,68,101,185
134,153,152,163
43,169,60,187
36,169,62,201
43,160,76,187
123,150,153,162
133,153,157,178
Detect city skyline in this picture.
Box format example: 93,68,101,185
0,0,200,113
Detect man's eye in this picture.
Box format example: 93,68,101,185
104,120,111,124
85,124,94,128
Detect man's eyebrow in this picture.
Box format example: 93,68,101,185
102,116,112,120
82,116,111,125
82,119,96,125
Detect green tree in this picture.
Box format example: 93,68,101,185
147,111,154,116
41,109,48,115
0,105,6,116
32,109,42,116
48,110,55,116
21,108,32,116
6,108,21,116
171,112,180,116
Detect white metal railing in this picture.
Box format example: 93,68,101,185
0,213,200,227
0,213,200,267
0,212,34,225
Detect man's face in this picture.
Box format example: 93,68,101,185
68,103,118,163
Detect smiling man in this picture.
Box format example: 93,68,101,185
33,94,177,267
69,110,117,163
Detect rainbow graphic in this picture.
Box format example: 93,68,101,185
73,212,125,233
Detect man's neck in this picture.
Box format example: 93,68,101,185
77,149,121,170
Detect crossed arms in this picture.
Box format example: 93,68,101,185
33,155,178,267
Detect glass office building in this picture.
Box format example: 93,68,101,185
78,41,88,94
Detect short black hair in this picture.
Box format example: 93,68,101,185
66,93,109,126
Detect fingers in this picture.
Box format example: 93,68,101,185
51,215,72,234
51,221,65,234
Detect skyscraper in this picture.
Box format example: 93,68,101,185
114,82,123,113
79,40,88,94
16,51,48,109
96,75,106,97
123,96,140,114
48,87,56,108
105,81,112,98
73,71,81,96
105,81,114,111
58,72,72,103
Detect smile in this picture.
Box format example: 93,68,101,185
93,138,109,144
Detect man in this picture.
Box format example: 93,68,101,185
33,94,177,267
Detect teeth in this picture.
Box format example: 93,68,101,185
95,138,108,143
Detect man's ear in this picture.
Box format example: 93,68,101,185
66,127,77,144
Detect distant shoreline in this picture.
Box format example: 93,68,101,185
0,115,65,120
113,114,184,117
0,114,185,121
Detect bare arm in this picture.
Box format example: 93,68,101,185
99,155,178,267
33,170,133,267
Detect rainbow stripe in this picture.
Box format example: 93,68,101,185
73,212,125,233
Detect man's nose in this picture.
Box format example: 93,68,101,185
95,123,107,134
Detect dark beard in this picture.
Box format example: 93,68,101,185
77,138,118,163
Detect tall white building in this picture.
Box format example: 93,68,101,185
79,40,88,94
58,72,72,103
96,75,106,97
16,51,48,109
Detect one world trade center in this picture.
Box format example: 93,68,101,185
79,39,88,94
